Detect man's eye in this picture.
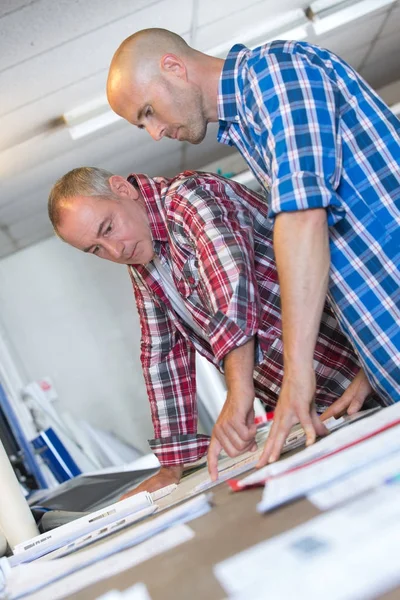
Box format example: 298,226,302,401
145,107,152,118
105,224,112,235
93,246,100,255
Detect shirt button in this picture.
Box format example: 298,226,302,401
234,116,239,121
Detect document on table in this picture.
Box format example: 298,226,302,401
237,405,393,490
13,526,190,600
156,419,325,510
308,448,400,510
155,408,381,512
215,484,400,600
258,421,400,512
2,494,210,600
12,491,154,564
40,506,157,560
96,583,152,600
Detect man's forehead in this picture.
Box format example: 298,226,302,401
60,196,104,228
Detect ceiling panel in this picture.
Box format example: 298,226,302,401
379,2,400,35
364,29,400,67
0,70,107,151
0,0,34,19
196,3,306,52
0,0,157,71
0,0,193,117
308,9,388,57
0,0,399,259
360,48,400,90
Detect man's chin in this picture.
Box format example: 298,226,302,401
187,130,208,145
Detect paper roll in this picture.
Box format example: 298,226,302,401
0,439,39,549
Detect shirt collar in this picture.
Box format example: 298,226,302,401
127,173,169,243
217,43,249,123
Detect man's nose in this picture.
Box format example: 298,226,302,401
148,123,165,141
103,240,124,260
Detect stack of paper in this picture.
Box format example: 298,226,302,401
258,422,400,512
11,492,154,564
155,415,356,511
233,404,396,493
309,449,400,510
1,494,211,600
96,583,151,600
222,403,398,514
214,484,400,600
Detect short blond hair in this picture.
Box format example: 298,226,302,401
48,167,114,231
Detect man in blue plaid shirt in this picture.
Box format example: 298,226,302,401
107,28,400,470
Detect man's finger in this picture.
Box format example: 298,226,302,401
311,406,329,438
230,420,257,443
220,422,256,453
207,436,222,481
347,395,366,415
320,396,349,421
267,415,294,462
256,417,280,468
297,404,318,447
257,412,293,466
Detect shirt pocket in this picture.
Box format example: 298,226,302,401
174,256,200,299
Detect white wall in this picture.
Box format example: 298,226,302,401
0,235,153,453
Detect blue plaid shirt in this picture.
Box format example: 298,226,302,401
217,41,400,404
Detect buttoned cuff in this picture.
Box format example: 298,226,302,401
269,172,346,226
207,309,260,366
149,433,210,466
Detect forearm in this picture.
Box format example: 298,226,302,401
158,464,184,482
223,337,255,399
121,464,184,498
273,209,330,375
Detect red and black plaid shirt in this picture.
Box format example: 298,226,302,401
128,171,360,466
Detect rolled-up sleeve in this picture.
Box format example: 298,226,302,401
169,178,262,367
248,46,346,226
129,267,209,465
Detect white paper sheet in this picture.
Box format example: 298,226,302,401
12,491,153,564
41,506,157,560
18,526,190,600
3,494,210,600
258,422,400,512
308,449,400,510
96,583,152,600
156,420,316,510
215,484,400,600
238,405,392,489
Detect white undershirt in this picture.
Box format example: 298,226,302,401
152,256,207,341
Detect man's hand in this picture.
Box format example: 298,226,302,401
321,368,374,421
120,465,184,500
208,388,257,481
257,367,328,467
258,209,330,467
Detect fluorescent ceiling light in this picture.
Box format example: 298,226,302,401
310,0,396,35
63,96,121,140
208,9,310,57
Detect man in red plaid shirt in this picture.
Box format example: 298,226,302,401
48,167,373,495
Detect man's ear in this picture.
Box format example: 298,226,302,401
160,54,187,81
109,175,138,199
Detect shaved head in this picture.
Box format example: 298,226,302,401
106,28,223,144
107,29,192,114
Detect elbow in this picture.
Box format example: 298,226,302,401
276,207,327,227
